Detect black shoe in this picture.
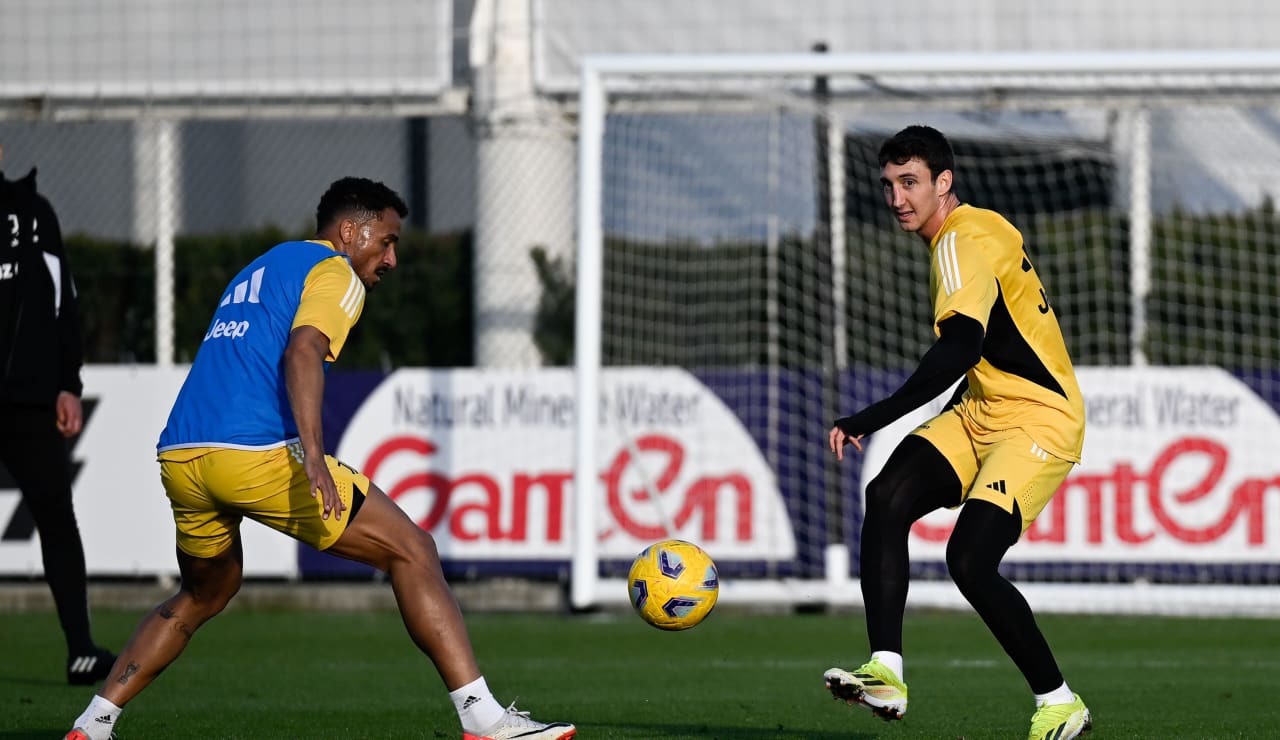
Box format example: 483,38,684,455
67,647,116,686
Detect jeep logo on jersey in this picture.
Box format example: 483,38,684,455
204,319,250,341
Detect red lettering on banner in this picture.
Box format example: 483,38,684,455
911,437,1280,547
1113,463,1151,544
908,518,949,543
684,476,753,541
366,435,568,541
360,433,753,544
1026,473,1123,544
602,434,755,541
448,474,502,541
513,473,570,542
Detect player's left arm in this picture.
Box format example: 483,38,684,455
284,325,344,521
283,258,365,520
942,376,970,411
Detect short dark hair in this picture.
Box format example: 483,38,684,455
315,177,409,231
878,125,955,181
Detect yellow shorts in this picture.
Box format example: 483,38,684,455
158,444,371,558
912,407,1075,534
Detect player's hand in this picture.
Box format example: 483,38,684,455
304,454,346,521
828,425,863,461
55,391,83,437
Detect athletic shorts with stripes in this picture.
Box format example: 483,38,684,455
911,406,1075,534
158,444,369,558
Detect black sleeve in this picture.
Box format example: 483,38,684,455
35,193,84,397
832,314,984,439
942,376,970,411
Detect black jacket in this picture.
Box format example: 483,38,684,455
0,167,84,405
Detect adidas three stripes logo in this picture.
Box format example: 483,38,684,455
220,266,266,306
69,655,100,674
217,265,363,318
935,231,962,296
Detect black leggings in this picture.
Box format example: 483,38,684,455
860,434,1064,693
0,402,95,654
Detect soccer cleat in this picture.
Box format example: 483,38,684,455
462,702,576,740
67,647,117,686
1028,693,1092,740
824,659,909,721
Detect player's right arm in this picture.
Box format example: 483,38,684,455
829,314,983,460
829,223,999,459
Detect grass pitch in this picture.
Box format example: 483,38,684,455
3,603,1278,738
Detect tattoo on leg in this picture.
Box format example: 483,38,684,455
117,661,140,685
157,604,195,640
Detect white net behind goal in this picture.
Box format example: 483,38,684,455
574,52,1280,616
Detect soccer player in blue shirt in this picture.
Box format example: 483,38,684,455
66,178,575,740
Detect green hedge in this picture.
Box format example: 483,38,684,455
68,228,473,368
66,206,1280,371
565,208,1278,370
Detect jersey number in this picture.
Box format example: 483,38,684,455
1021,247,1051,314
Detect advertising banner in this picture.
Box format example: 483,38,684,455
860,367,1280,563
332,368,797,563
4,365,1276,579
0,366,298,577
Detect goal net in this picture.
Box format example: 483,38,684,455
572,51,1280,616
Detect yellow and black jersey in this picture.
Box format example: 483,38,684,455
929,204,1085,462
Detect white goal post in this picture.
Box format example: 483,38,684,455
572,50,1280,616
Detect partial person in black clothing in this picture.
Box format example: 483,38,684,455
0,143,115,685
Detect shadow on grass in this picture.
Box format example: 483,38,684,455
0,673,66,688
0,731,64,740
580,720,882,739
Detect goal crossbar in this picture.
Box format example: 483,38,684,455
572,50,1280,615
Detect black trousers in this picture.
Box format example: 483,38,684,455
0,401,95,654
860,434,1064,694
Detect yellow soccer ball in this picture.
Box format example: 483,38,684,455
627,539,719,631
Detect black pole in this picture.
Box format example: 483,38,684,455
407,116,430,230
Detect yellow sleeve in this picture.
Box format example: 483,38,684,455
931,227,998,335
292,257,365,361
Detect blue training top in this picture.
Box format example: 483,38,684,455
158,240,351,451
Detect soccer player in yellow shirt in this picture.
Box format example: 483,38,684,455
66,177,574,740
823,126,1091,740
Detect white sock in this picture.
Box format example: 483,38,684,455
1034,682,1075,707
72,695,123,740
871,651,904,682
449,676,506,733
